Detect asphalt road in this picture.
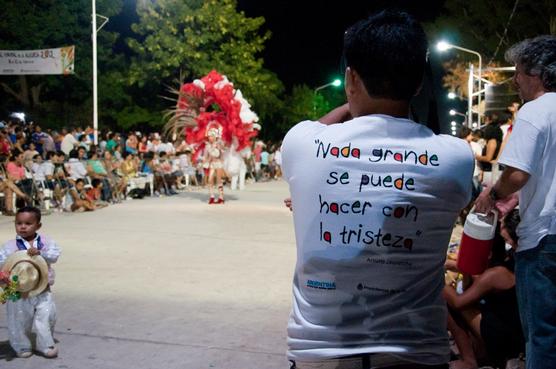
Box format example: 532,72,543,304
0,180,296,369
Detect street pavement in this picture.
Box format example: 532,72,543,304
0,180,296,369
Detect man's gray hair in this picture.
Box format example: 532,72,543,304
505,35,556,91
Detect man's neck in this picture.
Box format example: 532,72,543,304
352,98,410,119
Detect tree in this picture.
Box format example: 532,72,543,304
0,0,124,127
427,0,556,64
426,0,555,109
128,0,284,130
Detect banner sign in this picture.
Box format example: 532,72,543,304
0,46,75,75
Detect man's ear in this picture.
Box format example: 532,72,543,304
345,67,357,97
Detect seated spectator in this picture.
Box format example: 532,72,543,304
0,173,31,216
138,135,149,155
65,149,87,182
154,151,177,195
38,151,57,188
65,178,95,212
77,133,90,151
77,146,88,161
23,142,39,171
12,132,26,153
444,210,524,369
86,178,109,208
125,133,138,154
6,149,33,203
87,150,112,202
0,130,12,159
61,128,79,155
113,144,123,161
120,151,138,180
102,150,126,201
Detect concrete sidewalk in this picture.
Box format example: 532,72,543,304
0,180,295,369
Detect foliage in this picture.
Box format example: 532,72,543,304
128,0,284,132
427,0,556,64
0,0,125,127
441,60,510,99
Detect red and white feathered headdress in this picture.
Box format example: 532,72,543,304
166,70,259,157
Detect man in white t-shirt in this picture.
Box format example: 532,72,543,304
282,11,473,369
475,35,556,369
61,128,79,156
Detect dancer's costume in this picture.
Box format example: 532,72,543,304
0,235,61,355
166,70,260,203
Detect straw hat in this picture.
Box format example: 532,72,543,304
1,251,49,297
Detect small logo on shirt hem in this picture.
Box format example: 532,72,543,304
306,279,336,290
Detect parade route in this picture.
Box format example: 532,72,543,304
0,180,295,369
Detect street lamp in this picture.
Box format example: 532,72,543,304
92,0,109,145
449,109,466,118
447,92,457,99
313,79,342,116
315,78,342,92
436,40,483,127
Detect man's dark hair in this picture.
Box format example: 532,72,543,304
343,10,428,100
69,149,79,159
88,150,97,159
75,178,84,185
17,206,41,223
506,35,556,91
159,151,167,158
45,151,56,160
458,126,472,139
504,209,521,243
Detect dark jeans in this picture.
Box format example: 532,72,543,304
515,234,556,369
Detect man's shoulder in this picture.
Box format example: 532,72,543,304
282,120,324,151
518,93,556,124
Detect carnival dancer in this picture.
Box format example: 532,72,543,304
204,123,226,204
165,70,260,201
0,206,61,358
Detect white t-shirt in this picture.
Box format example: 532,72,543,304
470,141,482,178
66,158,87,180
61,133,78,156
282,116,473,363
498,92,556,252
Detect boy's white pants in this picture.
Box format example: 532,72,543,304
6,291,56,354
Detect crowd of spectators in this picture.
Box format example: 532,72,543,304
0,118,283,216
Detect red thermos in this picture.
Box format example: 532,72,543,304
457,211,498,275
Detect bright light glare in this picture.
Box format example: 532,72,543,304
449,109,456,116
447,92,457,99
472,123,478,128
436,41,452,52
451,121,457,126
332,79,342,87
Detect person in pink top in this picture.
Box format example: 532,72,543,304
6,150,26,181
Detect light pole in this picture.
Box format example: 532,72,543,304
437,41,483,127
449,109,467,118
92,0,109,145
314,79,342,93
313,79,342,115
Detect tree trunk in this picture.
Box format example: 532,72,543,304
0,75,31,107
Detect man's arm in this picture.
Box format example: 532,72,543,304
318,103,352,125
474,166,529,214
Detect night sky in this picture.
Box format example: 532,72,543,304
236,0,457,133
237,0,446,89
